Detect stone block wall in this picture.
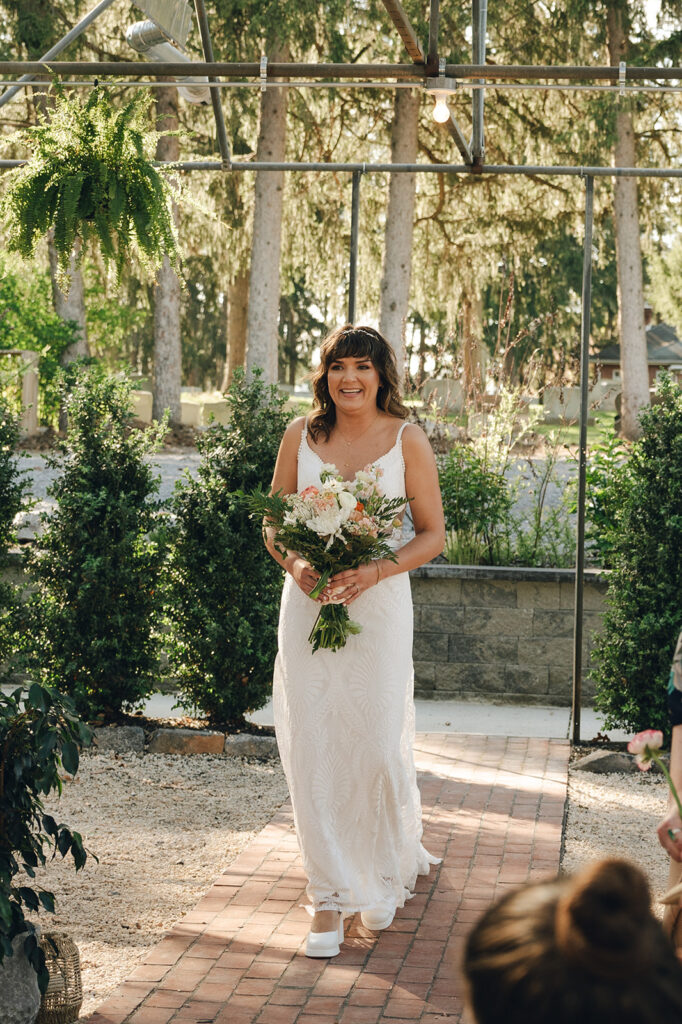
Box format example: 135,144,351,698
410,564,607,705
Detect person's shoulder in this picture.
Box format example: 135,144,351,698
400,420,432,453
279,415,307,449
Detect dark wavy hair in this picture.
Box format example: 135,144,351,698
309,324,408,442
463,858,682,1024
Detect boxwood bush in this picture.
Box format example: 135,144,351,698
19,368,167,718
593,375,682,734
166,369,291,726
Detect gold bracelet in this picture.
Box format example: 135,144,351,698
375,560,383,583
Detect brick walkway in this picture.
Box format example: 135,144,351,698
89,735,569,1024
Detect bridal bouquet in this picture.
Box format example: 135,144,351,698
246,463,407,652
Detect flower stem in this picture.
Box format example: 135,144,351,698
309,568,330,602
652,751,682,820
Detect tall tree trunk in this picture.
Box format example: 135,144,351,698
221,272,249,391
379,88,420,379
607,6,649,440
246,47,289,383
461,294,484,406
152,83,182,424
47,235,89,361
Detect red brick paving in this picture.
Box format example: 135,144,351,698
88,735,569,1024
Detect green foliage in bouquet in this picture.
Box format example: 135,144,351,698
17,367,167,719
0,683,92,992
0,84,179,286
593,375,682,734
166,369,291,726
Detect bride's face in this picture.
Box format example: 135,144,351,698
326,355,381,413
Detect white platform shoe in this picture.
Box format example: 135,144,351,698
360,906,395,930
305,912,344,958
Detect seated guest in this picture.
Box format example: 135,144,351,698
463,859,682,1024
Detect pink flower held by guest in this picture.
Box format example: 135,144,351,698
628,729,664,770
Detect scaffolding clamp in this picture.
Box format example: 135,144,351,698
619,61,626,96
260,54,268,92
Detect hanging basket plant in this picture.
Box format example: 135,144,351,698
0,83,181,288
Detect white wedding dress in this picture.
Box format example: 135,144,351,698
273,419,439,915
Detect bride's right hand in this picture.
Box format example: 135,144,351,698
288,556,322,598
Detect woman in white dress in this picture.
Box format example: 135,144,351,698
266,324,445,957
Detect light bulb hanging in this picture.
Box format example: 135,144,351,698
426,76,458,126
432,93,450,123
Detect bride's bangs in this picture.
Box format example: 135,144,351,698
324,327,381,367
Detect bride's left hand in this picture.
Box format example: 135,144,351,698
323,563,379,606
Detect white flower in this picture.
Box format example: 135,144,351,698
338,491,357,511
306,509,345,537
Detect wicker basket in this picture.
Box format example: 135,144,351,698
35,933,82,1024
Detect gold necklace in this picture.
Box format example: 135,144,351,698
335,415,380,468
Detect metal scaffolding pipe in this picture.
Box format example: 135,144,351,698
381,0,425,64
1,159,681,177
193,0,231,168
471,0,488,166
572,174,595,746
348,171,362,322
427,0,440,70
0,60,679,81
0,0,118,109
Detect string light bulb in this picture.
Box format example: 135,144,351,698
426,76,458,125
432,93,450,122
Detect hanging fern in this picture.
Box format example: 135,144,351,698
1,83,181,287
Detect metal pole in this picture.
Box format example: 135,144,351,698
0,60,679,81
1,158,681,177
471,0,487,166
427,0,440,70
193,0,231,168
348,170,361,322
572,174,594,745
0,0,119,109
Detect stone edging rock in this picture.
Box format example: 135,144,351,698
92,725,279,758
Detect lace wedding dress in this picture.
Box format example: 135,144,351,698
273,419,439,915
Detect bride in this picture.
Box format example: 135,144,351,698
265,323,445,957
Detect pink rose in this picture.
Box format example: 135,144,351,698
300,486,319,498
627,729,664,770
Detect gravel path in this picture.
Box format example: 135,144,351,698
32,751,288,1019
563,766,670,915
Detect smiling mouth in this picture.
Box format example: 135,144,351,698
340,388,362,394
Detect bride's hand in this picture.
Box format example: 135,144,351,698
288,556,322,598
325,562,381,605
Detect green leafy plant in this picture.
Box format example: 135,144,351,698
593,375,682,734
1,84,179,285
0,256,78,426
583,431,632,567
438,443,512,564
0,393,28,675
166,368,291,726
0,683,92,992
18,367,167,719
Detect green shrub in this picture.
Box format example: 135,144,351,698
438,444,512,564
0,394,28,674
0,683,91,991
19,368,167,718
584,431,632,567
593,375,682,734
167,369,291,726
0,256,78,426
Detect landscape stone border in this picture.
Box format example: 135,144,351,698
92,725,280,758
